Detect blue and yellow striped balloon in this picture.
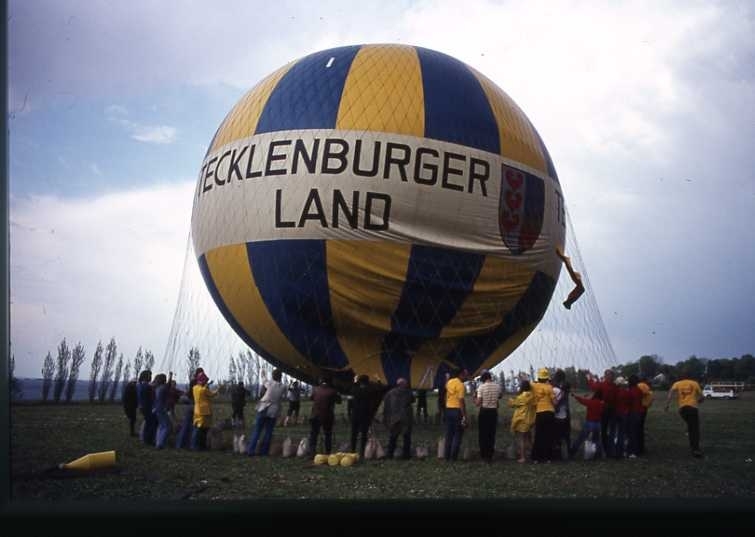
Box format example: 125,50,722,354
191,44,566,390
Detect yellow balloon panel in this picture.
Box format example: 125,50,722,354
192,44,564,389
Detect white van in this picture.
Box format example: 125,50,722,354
702,385,737,399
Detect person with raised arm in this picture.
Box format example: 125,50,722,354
556,247,585,309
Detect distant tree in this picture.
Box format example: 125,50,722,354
638,355,661,379
497,370,506,391
88,341,104,402
228,355,237,384
53,338,71,403
734,354,755,381
41,352,54,401
65,342,86,402
575,369,591,390
235,351,248,386
144,350,155,372
658,362,675,387
186,347,201,385
109,353,124,401
617,360,639,378
563,366,578,388
122,363,131,385
97,338,117,402
133,347,144,380
10,353,23,400
677,355,706,381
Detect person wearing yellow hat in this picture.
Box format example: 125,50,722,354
191,372,218,450
530,367,556,463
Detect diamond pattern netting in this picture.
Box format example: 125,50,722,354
162,209,617,388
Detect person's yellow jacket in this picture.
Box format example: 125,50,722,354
508,391,536,433
531,381,556,413
193,384,218,428
638,381,654,409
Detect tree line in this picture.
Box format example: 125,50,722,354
15,338,280,403
9,343,755,402
485,353,755,393
24,337,157,403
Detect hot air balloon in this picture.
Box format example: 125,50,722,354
191,44,565,392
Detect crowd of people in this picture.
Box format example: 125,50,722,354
122,364,705,462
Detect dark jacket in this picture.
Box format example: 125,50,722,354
122,381,138,411
137,381,153,413
382,385,415,434
351,384,373,423
231,384,249,408
311,384,342,426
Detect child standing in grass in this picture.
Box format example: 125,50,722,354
508,380,535,463
569,390,604,459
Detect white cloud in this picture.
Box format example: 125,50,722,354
105,104,178,144
10,182,195,378
131,125,177,144
104,104,128,120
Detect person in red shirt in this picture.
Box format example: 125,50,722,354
614,377,631,459
569,390,604,459
587,370,618,457
626,375,644,458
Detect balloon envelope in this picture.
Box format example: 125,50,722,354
191,44,565,390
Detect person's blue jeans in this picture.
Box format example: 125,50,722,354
247,411,276,456
601,409,617,456
627,412,641,456
570,420,602,458
141,409,157,446
176,408,193,449
614,414,628,458
444,408,464,461
155,409,171,449
191,426,208,450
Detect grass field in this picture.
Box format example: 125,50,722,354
9,391,755,502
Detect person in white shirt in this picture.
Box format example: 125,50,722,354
474,370,502,462
246,369,286,456
551,369,571,461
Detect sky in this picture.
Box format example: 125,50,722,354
8,0,755,379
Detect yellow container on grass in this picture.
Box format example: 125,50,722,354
60,450,116,471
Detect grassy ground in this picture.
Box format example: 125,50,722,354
9,391,755,501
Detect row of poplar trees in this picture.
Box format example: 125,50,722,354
39,338,156,403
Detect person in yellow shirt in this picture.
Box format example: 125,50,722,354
637,377,653,455
508,379,535,463
665,371,703,458
191,372,219,451
530,368,556,463
443,367,469,461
